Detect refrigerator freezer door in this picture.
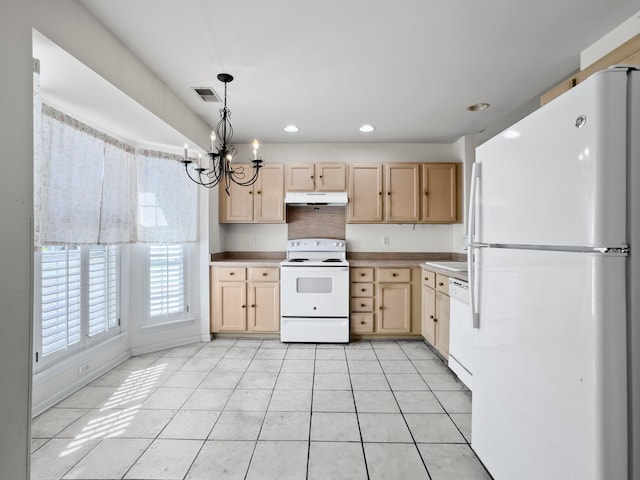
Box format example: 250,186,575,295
472,248,627,480
475,69,627,248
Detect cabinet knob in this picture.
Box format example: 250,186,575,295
361,321,365,325
434,317,438,322
387,192,391,195
251,304,255,308
262,272,267,276
229,272,234,276
257,190,261,194
429,315,434,319
392,273,397,277
319,175,323,178
379,306,383,310
379,192,382,196
361,288,366,292
424,276,429,281
361,303,366,307
424,191,429,196
361,273,365,277
310,175,314,179
439,282,444,286
249,191,253,195
241,305,246,308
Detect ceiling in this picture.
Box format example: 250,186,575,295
40,1,640,146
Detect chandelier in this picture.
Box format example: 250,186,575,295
180,73,263,194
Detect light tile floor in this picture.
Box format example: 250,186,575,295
31,339,492,480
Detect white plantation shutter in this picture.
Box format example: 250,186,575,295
87,245,118,337
40,246,82,356
148,244,186,321
37,245,120,370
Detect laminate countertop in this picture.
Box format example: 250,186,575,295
210,252,468,281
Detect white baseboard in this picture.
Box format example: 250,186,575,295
130,334,211,356
32,350,130,417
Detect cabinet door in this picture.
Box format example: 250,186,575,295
421,163,457,223
254,164,284,222
219,164,254,223
285,164,315,191
249,282,280,332
385,163,420,223
435,292,450,358
347,163,383,222
377,283,411,333
316,163,346,191
214,281,247,331
422,285,436,346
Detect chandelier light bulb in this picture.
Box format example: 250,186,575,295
252,139,260,159
210,131,216,150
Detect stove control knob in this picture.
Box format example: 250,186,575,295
314,241,319,246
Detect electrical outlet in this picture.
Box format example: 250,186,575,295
382,235,389,246
249,235,256,245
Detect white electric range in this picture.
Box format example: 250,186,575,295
280,238,350,343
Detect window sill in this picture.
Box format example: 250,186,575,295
140,317,196,333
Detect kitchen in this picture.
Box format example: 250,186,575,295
3,1,640,479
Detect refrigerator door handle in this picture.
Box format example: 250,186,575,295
467,163,482,328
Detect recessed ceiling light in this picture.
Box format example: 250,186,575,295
359,124,375,133
467,103,490,112
284,125,299,133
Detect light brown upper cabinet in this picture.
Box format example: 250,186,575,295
385,163,420,223
421,163,457,223
348,162,457,224
285,163,346,191
219,164,285,223
347,163,383,223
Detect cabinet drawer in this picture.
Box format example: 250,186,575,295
436,273,450,295
351,282,374,297
377,268,411,283
351,313,374,333
421,268,436,288
351,297,374,312
217,267,246,281
249,267,279,282
351,267,374,282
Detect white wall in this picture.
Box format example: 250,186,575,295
211,142,462,253
0,1,33,477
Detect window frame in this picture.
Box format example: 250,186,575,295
145,243,189,326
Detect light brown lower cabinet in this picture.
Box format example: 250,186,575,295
349,266,421,336
421,268,450,359
212,266,279,333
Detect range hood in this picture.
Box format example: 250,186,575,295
285,191,348,206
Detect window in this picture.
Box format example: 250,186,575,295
35,245,120,370
147,244,188,324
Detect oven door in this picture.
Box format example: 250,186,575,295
280,266,349,318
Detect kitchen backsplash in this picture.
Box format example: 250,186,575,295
218,222,458,252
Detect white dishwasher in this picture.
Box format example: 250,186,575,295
448,278,473,390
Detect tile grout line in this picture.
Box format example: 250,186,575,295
345,342,372,480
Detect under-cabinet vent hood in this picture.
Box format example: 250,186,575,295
285,191,348,206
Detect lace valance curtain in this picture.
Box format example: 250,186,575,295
34,103,198,246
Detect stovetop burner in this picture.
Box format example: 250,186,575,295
322,258,343,262
289,258,309,263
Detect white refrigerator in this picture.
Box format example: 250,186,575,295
468,66,639,480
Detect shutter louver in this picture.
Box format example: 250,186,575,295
40,246,81,356
149,244,185,318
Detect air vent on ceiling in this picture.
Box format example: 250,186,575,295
192,87,221,103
